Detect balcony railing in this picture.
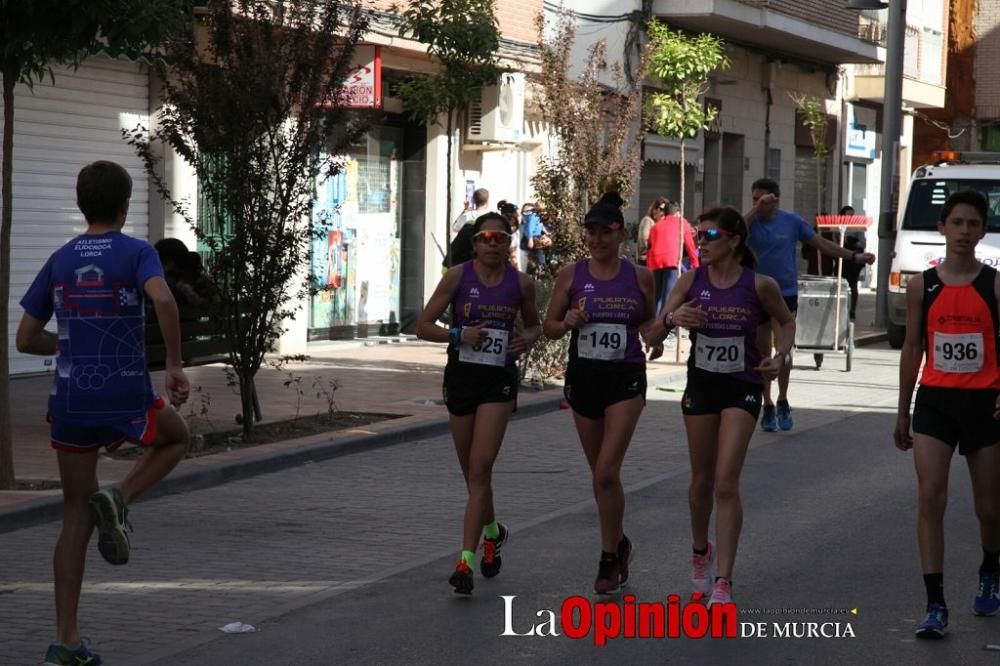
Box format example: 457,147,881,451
854,21,944,87
730,0,885,46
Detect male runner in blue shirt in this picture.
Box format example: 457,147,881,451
744,178,875,432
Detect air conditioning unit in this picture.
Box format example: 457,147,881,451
466,72,525,144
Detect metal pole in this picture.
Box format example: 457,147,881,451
875,0,906,328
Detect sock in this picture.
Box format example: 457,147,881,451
693,544,708,556
924,573,945,607
777,399,789,406
980,549,1000,575
461,550,475,568
484,521,500,540
601,550,618,561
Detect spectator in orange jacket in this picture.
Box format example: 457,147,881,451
646,201,700,314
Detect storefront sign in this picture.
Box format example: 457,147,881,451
324,45,382,109
846,121,876,160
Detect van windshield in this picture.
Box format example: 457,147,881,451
901,179,1000,231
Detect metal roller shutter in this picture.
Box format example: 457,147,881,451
5,55,150,375
639,162,697,220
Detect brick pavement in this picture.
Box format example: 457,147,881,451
0,342,899,665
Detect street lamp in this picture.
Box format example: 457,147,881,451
846,0,905,329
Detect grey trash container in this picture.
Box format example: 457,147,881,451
795,275,854,371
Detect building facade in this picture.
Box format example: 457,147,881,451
6,1,548,374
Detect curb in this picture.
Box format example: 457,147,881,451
855,332,887,347
0,368,684,534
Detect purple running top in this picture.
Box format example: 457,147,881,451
685,266,766,384
451,261,523,367
568,259,646,365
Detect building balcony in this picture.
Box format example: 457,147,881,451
850,21,946,109
652,0,883,65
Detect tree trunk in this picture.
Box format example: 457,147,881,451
239,370,256,439
675,138,686,363
0,72,16,489
815,152,823,273
444,107,455,264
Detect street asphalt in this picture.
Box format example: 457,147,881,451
3,344,999,665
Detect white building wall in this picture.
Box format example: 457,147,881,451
7,56,151,376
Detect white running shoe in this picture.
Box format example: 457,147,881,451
690,541,715,596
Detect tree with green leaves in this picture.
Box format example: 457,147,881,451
0,0,189,489
127,0,369,436
393,0,504,263
646,22,728,362
646,21,729,222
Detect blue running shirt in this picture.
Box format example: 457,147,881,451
747,209,816,296
20,231,164,426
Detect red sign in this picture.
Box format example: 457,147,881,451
336,45,381,109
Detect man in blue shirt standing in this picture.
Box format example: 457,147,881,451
16,161,191,666
745,178,875,432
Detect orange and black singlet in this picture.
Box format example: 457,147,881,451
920,266,1000,389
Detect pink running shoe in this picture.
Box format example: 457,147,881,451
708,577,733,607
690,541,715,596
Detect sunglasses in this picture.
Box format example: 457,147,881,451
473,230,512,244
697,228,735,243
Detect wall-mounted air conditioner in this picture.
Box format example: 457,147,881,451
466,72,525,144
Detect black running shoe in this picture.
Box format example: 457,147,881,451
449,560,474,595
88,488,131,565
618,535,633,586
480,523,509,578
594,555,621,595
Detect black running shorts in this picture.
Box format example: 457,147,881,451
681,370,763,420
564,361,646,420
913,385,1000,456
443,362,519,416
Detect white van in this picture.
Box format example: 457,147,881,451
887,151,1000,348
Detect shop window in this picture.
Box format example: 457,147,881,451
767,148,781,183
982,126,1000,153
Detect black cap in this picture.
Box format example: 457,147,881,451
584,192,625,229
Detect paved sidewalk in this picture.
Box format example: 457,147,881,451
0,289,883,516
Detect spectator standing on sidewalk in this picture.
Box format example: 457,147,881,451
647,201,700,315
521,201,551,276
16,161,191,666
646,206,794,609
544,191,660,595
446,188,491,268
894,189,1000,639
498,200,521,269
637,197,667,267
416,212,541,595
744,178,874,432
838,205,866,321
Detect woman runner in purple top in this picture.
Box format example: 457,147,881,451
416,212,541,595
646,206,795,609
544,192,660,595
